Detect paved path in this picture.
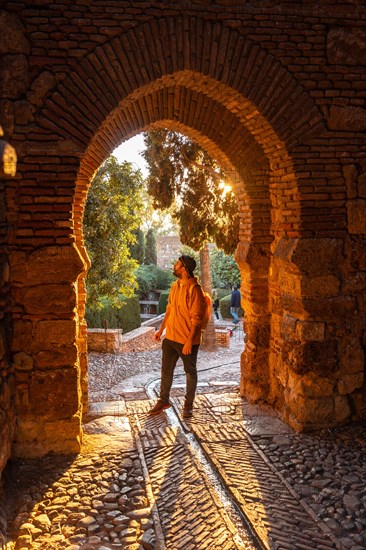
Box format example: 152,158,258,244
2,324,366,549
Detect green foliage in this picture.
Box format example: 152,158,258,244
143,130,239,254
86,296,141,333
135,264,173,297
129,228,145,264
210,248,241,288
155,268,174,290
158,290,170,314
220,294,244,319
144,228,157,265
83,156,144,307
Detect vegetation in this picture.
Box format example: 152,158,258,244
83,156,144,308
143,129,239,254
129,227,145,264
144,228,157,265
210,248,241,288
219,294,244,319
86,296,141,332
135,264,174,297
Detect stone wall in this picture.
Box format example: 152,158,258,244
156,236,182,271
0,0,365,478
88,327,160,354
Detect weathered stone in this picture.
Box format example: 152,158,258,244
334,395,351,423
10,245,87,285
327,27,366,65
339,339,365,374
0,11,30,54
0,54,30,99
13,352,34,371
338,373,364,395
14,100,33,125
347,199,366,234
273,238,344,275
328,106,366,132
279,272,340,298
21,284,77,316
287,371,334,398
27,71,57,108
35,320,77,350
343,164,358,199
296,320,325,342
358,172,366,198
286,394,335,427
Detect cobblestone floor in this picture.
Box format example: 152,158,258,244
2,323,366,549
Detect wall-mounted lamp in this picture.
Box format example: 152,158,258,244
0,126,17,177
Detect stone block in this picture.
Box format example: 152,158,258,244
342,164,358,199
21,284,77,316
334,395,352,423
29,367,80,419
0,54,30,99
358,172,366,198
13,352,34,371
10,244,87,285
337,373,364,395
339,339,364,374
327,27,366,65
328,106,366,132
279,272,340,298
35,320,77,349
36,346,78,369
296,320,325,342
273,237,344,276
287,371,334,398
286,394,334,426
0,12,30,54
87,328,123,353
347,199,366,234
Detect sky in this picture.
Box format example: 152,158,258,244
112,133,148,177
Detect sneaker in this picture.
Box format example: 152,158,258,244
148,400,171,415
182,402,193,418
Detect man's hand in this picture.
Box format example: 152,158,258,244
182,339,193,355
154,329,162,342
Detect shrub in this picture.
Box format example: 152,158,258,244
158,290,170,314
86,295,141,333
220,294,244,319
135,264,173,296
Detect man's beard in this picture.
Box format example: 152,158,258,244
173,267,181,278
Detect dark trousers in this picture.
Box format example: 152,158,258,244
159,338,199,405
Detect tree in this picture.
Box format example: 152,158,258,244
210,248,241,289
143,130,239,255
129,227,145,264
144,228,157,265
83,156,144,307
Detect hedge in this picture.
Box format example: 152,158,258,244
86,295,141,333
158,290,170,315
219,294,244,319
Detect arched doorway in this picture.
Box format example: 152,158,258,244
3,15,365,460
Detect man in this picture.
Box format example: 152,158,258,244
230,285,241,325
148,255,207,418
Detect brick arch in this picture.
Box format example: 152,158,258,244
34,15,327,429
38,16,324,154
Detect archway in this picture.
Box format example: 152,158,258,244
5,15,362,461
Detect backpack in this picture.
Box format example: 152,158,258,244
188,284,212,330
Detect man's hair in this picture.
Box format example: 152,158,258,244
179,255,196,277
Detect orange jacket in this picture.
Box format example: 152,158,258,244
165,277,206,345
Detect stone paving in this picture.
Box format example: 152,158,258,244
2,322,366,549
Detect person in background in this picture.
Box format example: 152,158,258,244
212,290,220,320
148,255,206,418
230,285,241,325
